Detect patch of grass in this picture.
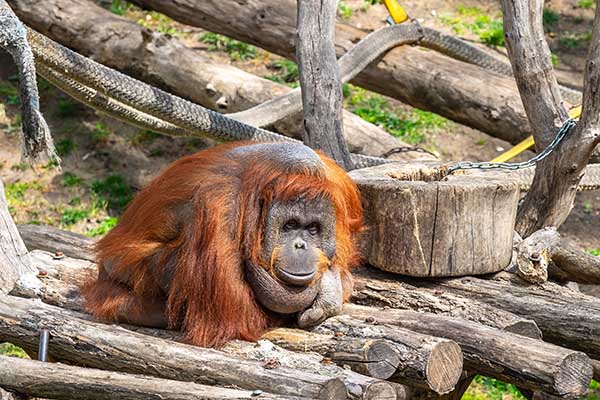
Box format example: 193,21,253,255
584,202,594,214
543,8,560,29
137,12,181,37
61,172,84,187
589,248,600,256
55,138,76,157
5,181,42,204
130,130,160,146
265,59,300,87
87,216,119,237
344,85,445,144
200,32,258,61
338,2,353,19
0,343,28,358
92,122,111,143
439,6,504,46
463,376,527,400
0,81,19,106
56,99,77,118
60,207,90,226
91,175,134,212
577,0,595,9
149,148,164,157
109,0,131,15
559,32,592,49
475,139,487,145
10,161,30,172
551,53,559,66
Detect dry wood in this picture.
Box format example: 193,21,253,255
0,179,40,295
515,227,600,284
18,223,95,262
351,267,542,339
423,272,600,360
0,388,23,400
349,162,520,277
264,322,463,394
126,0,534,145
593,359,600,381
312,316,463,394
0,295,347,400
0,354,298,400
500,0,600,235
345,304,592,397
296,0,352,168
7,0,430,162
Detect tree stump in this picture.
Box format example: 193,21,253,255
350,162,520,277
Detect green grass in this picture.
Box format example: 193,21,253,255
91,175,134,212
87,216,119,237
56,99,77,118
55,138,76,157
344,84,446,144
559,32,592,49
551,53,559,66
137,11,182,37
439,6,504,46
0,81,19,106
265,59,300,87
0,343,28,358
463,376,526,400
92,122,111,143
338,2,353,19
543,9,560,29
588,248,600,256
130,130,160,146
61,172,84,187
200,32,258,61
60,207,90,226
109,0,131,15
577,0,595,9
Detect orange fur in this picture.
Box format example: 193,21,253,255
82,142,363,347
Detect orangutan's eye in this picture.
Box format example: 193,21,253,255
283,219,299,232
307,222,320,235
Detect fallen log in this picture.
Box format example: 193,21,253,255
422,272,600,360
18,224,95,262
7,0,430,161
344,304,592,398
0,355,298,400
263,323,463,394
351,267,542,339
0,295,347,400
125,0,533,145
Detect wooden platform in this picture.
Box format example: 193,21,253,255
350,162,520,277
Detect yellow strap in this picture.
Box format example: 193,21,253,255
490,105,582,163
383,0,409,24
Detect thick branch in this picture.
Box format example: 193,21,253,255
0,355,295,400
296,0,353,168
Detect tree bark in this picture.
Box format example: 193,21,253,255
264,322,463,394
0,355,298,400
6,0,429,162
344,304,592,398
500,0,600,235
0,295,347,400
18,223,95,262
295,0,353,169
423,272,600,359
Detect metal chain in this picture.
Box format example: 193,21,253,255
448,118,577,173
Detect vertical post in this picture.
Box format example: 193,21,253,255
296,0,354,170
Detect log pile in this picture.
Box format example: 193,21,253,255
0,225,597,399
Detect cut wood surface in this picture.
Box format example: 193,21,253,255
0,295,347,400
7,0,431,162
344,304,592,397
423,272,600,359
126,0,534,145
0,355,298,400
264,322,463,394
350,162,520,277
351,267,542,339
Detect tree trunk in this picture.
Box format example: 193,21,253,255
0,355,297,400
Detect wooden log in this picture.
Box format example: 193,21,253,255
345,304,593,397
0,179,40,295
126,0,533,145
351,267,542,339
349,162,520,277
0,388,22,400
515,227,600,284
593,359,600,381
264,323,463,394
223,339,409,400
0,295,347,400
296,0,352,168
18,223,95,262
0,355,298,400
424,272,600,359
7,0,429,162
